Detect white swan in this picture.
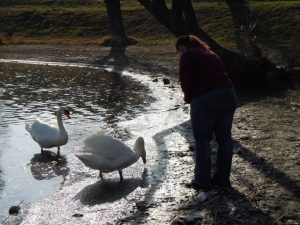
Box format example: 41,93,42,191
75,131,146,182
25,106,70,157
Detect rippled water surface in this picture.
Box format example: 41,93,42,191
0,62,154,223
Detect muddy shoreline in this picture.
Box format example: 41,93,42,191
0,45,299,225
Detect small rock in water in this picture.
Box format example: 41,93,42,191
72,213,84,217
152,78,158,82
9,205,21,215
163,78,170,85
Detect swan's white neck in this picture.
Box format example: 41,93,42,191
131,146,142,165
56,110,67,134
133,144,142,157
133,137,145,163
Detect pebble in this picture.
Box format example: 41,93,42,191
196,192,208,202
163,78,170,85
72,213,84,217
9,205,21,215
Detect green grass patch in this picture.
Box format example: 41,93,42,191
0,0,299,53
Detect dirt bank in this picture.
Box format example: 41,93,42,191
0,45,299,225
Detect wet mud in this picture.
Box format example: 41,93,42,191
0,45,299,225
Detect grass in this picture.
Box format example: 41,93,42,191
251,1,300,49
0,0,299,52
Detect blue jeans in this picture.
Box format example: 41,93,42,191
190,87,237,187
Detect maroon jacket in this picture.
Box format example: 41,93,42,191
179,47,233,103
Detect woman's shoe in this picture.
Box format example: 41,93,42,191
184,180,212,191
212,179,231,188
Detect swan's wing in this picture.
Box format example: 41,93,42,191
26,120,59,144
76,153,136,172
81,129,105,149
30,120,59,136
83,133,135,159
75,154,122,172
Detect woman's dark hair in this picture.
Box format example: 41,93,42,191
175,35,210,51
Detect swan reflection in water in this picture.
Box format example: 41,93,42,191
29,150,69,181
74,168,149,206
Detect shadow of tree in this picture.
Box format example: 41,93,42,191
128,117,298,224
74,169,149,206
91,46,176,78
127,120,194,222
92,46,129,73
175,187,279,225
234,141,300,200
173,139,300,224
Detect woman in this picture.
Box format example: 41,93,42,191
176,35,237,191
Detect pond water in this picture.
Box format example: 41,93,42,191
0,62,154,223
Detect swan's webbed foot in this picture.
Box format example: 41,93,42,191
99,171,104,180
118,170,123,183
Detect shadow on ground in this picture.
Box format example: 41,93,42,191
124,120,194,223
74,169,149,206
92,46,129,72
173,187,280,225
234,141,300,200
92,46,175,77
29,150,69,181
126,117,300,224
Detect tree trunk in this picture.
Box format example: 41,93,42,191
137,0,177,34
104,0,128,46
138,0,221,50
136,0,278,92
170,0,187,35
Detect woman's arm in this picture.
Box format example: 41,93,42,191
179,52,195,104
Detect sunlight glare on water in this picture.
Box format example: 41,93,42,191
0,62,153,224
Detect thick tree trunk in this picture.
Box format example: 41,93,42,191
139,0,222,51
104,0,128,46
137,0,242,81
137,0,279,92
137,0,177,34
170,0,187,35
181,0,223,51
